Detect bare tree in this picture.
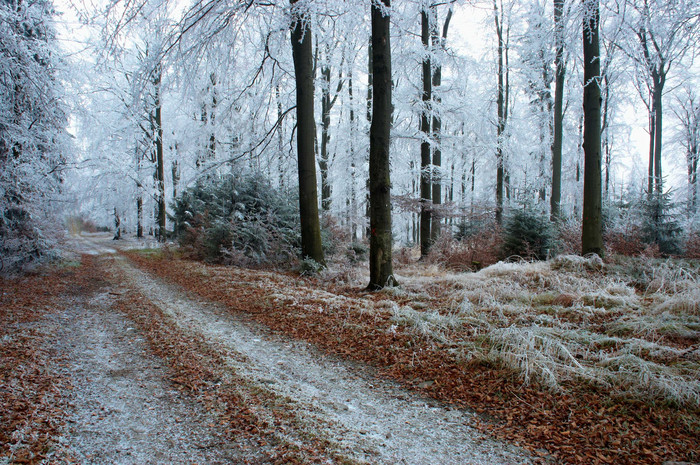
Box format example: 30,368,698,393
368,0,397,290
582,0,604,256
290,0,325,266
550,0,565,220
673,86,700,215
493,0,511,225
624,0,700,194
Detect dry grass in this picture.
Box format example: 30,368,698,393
393,254,700,408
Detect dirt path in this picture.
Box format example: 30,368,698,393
67,234,532,465
49,236,271,464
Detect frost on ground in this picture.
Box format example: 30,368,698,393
393,254,700,408
111,251,532,465
50,277,268,464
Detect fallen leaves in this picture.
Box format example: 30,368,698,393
0,270,73,464
126,251,700,465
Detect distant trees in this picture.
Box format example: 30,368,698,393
674,87,700,214
67,0,700,269
623,0,700,195
0,0,67,272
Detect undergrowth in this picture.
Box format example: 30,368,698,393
393,254,700,409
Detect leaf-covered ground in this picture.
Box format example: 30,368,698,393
125,248,699,465
1,234,698,464
0,269,72,464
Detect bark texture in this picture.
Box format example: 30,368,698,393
581,0,604,256
291,0,325,265
368,0,397,290
419,9,432,257
550,0,565,221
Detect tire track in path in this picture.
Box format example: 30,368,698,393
107,248,532,465
52,245,271,464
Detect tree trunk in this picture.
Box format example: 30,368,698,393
171,159,180,199
494,0,506,226
113,207,121,240
365,37,373,239
368,0,397,290
581,0,604,257
430,6,451,242
290,0,325,265
602,74,610,198
208,72,217,161
276,85,285,190
648,104,655,195
419,9,432,257
154,64,166,243
653,80,663,193
550,0,565,221
136,149,144,239
349,69,358,240
320,61,332,211
136,194,143,238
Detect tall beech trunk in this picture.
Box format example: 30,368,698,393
430,7,452,242
319,61,332,211
349,69,358,239
581,0,604,256
419,9,432,257
494,0,508,226
319,51,344,212
290,0,325,265
653,82,663,192
550,0,565,221
153,64,166,242
368,0,397,290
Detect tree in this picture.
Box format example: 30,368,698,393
368,0,397,290
419,7,433,256
581,0,604,256
430,4,453,244
0,0,67,272
493,0,511,225
673,86,700,215
318,43,344,212
624,0,700,195
152,62,166,241
550,0,565,220
290,0,325,265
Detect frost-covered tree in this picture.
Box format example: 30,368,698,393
0,0,68,272
621,0,700,195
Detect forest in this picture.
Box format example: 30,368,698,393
1,0,700,463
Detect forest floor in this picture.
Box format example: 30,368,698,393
1,232,699,464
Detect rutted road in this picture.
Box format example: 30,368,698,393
67,234,533,465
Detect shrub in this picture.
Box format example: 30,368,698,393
346,241,369,263
501,208,555,260
641,191,682,256
321,214,350,257
171,173,299,266
299,257,324,276
555,218,582,255
683,229,700,259
429,225,502,272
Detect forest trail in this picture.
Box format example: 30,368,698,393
50,236,271,464
61,234,533,464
